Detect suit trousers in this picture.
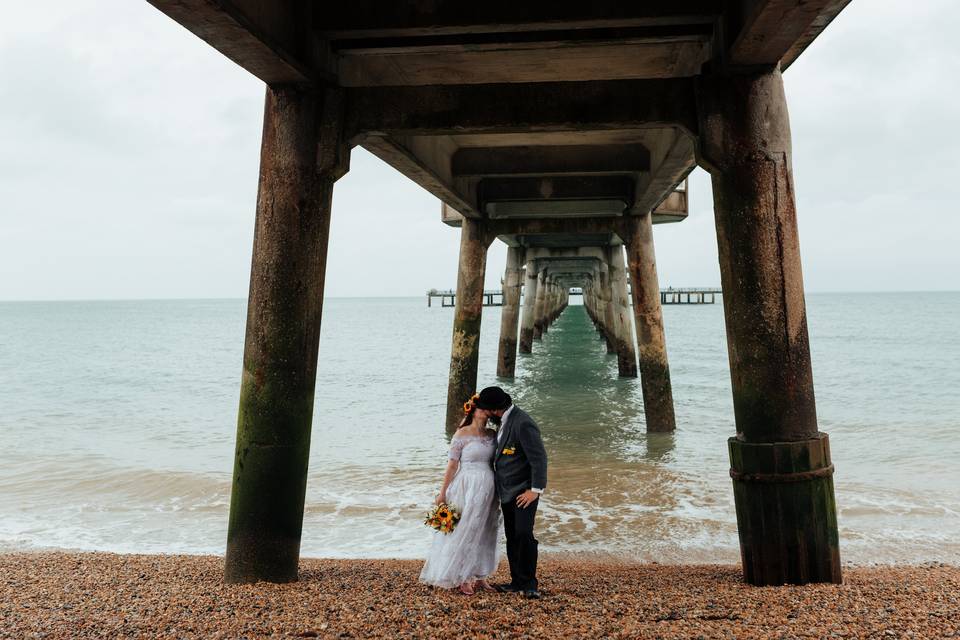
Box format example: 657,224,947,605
500,497,539,590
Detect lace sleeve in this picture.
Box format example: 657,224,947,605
448,437,466,461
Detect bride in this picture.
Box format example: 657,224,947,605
419,394,500,595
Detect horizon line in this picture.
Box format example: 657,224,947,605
1,289,959,303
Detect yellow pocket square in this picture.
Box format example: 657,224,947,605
502,447,516,455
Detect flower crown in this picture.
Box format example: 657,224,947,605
463,393,481,415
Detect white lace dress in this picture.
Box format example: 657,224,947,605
419,433,501,588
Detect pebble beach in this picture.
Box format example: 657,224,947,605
1,553,957,639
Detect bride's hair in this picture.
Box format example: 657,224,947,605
457,408,476,430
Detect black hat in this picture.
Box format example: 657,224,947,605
474,386,512,410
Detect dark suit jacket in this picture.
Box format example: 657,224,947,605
493,406,548,503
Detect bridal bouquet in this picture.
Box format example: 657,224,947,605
424,502,461,534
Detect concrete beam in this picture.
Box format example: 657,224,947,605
362,136,479,217
346,78,699,138
534,258,603,275
488,216,622,238
728,0,852,68
452,145,650,178
317,3,719,38
145,0,325,84
525,247,608,262
633,130,696,216
479,176,634,205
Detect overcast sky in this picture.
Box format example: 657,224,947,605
1,1,958,300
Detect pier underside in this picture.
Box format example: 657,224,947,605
145,0,849,587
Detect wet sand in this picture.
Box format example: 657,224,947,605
1,553,957,639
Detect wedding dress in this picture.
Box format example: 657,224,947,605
419,433,501,588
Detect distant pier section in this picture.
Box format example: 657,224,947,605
427,289,503,307
428,287,720,307
660,288,720,305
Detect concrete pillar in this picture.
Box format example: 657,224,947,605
584,278,596,325
497,247,524,378
225,85,349,584
699,66,840,586
519,259,538,353
622,212,675,433
590,268,603,337
608,246,638,377
599,262,616,353
445,218,491,432
543,277,555,333
532,269,548,340
546,281,556,326
550,280,560,325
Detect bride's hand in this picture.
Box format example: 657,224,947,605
435,492,446,506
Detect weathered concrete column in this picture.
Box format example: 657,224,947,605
225,85,349,584
621,212,675,433
543,278,553,332
584,278,597,325
591,267,605,338
698,65,841,586
599,262,616,353
548,279,560,326
519,259,538,353
496,247,524,378
608,246,638,377
445,218,492,432
532,269,548,340
546,282,556,325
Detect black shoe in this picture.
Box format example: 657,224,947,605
494,583,522,593
523,589,542,599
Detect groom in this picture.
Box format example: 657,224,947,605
475,386,547,599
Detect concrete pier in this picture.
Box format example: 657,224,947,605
444,218,492,433
148,0,852,587
496,247,524,378
621,213,675,433
699,66,841,586
225,86,346,584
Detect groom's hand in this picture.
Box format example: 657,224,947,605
516,490,539,509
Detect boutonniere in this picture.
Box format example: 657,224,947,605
502,446,516,455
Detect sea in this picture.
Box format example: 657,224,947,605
1,294,958,565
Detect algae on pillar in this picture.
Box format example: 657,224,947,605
519,259,539,353
608,246,638,377
496,247,524,378
445,218,493,432
698,65,841,586
225,85,350,584
621,212,675,432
